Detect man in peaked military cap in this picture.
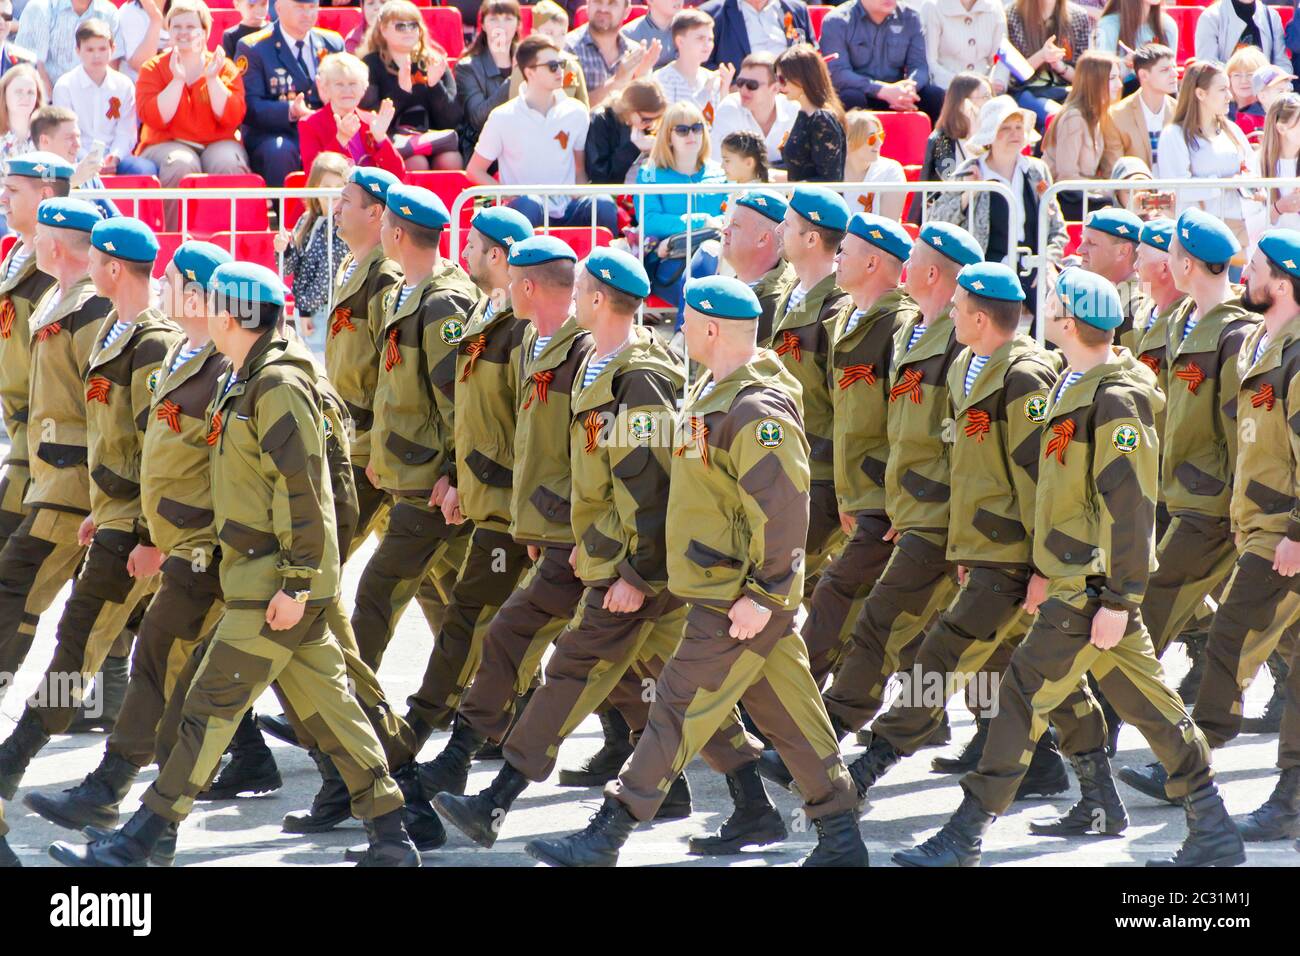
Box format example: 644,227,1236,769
524,275,865,869
1078,206,1152,353
894,267,1241,869
722,190,795,346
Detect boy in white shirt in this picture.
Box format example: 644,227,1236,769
653,9,733,123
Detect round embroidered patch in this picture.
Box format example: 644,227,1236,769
629,411,656,443
323,415,334,440
235,55,248,75
440,318,465,345
146,368,161,395
1112,423,1140,454
1025,395,1048,423
755,418,784,448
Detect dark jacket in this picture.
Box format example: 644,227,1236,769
585,105,642,184
454,50,512,160
361,51,464,133
701,0,812,72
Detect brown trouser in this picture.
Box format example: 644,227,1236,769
1141,513,1237,657
803,479,845,598
0,508,87,687
964,596,1212,815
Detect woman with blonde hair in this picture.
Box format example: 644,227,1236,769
0,64,45,165
843,110,907,221
1040,50,1124,219
360,0,463,169
1226,45,1270,140
1259,92,1300,228
775,43,846,182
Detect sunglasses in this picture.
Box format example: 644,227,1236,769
862,130,885,146
733,78,767,91
533,59,565,73
0,13,12,21
673,122,705,136
392,19,421,31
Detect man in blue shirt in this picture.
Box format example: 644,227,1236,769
818,0,943,121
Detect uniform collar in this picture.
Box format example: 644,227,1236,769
1169,295,1253,359
385,261,462,327
89,305,171,371
833,287,914,351
893,305,954,371
949,333,1031,413
464,293,513,339
688,349,798,417
1242,314,1300,381
157,338,220,400
335,245,385,302
526,315,587,375
572,325,682,414
775,270,838,332
0,243,37,297
33,275,95,332
752,258,793,297
1047,348,1157,421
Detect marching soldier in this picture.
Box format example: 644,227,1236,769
50,263,419,868
1131,218,1184,404
894,268,1242,869
720,190,795,346
1077,207,1152,353
525,276,864,868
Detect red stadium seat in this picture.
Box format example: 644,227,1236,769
282,170,309,232
903,163,921,182
404,169,478,230
1281,5,1294,28
573,4,646,28
209,231,280,272
100,175,165,231
0,235,15,260
152,232,185,278
1168,7,1200,63
208,9,242,50
1064,222,1083,258
809,5,832,40
873,111,930,166
422,8,466,58
540,226,615,260
317,8,363,40
179,174,270,237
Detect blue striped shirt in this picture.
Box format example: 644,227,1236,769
964,354,990,395
169,344,205,376
1181,310,1199,341
395,284,418,312
531,335,552,362
843,309,866,337
582,351,618,389
1055,369,1084,404
1254,333,1270,367
101,318,131,350
906,323,927,352
5,247,30,282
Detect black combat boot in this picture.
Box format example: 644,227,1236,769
197,710,282,800
1236,766,1300,841
24,751,139,830
256,713,300,747
476,688,534,761
83,823,178,866
353,808,421,867
48,807,172,867
653,774,691,820
848,735,903,801
393,762,446,852
557,709,633,786
801,810,870,867
932,716,989,774
0,834,18,867
0,710,51,799
404,711,435,753
433,761,531,848
416,715,485,797
1241,651,1290,734
1176,632,1207,706
1118,761,1179,804
1147,783,1246,867
1014,728,1070,799
66,655,130,733
283,748,351,833
688,762,786,855
1100,693,1122,757
1028,748,1129,836
524,796,639,867
893,792,996,867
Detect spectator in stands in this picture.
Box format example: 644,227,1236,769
301,51,402,175
115,0,164,81
1002,0,1092,128
1104,42,1175,170
275,150,349,331
467,34,620,232
566,0,659,108
719,129,769,182
1255,63,1296,112
15,0,120,89
1195,0,1290,73
1092,0,1177,67
1260,92,1300,228
776,43,845,182
818,0,944,121
932,95,1066,305
0,0,37,79
700,0,812,74
30,104,119,216
52,19,151,176
455,0,521,161
1108,155,1175,219
225,0,271,58
0,62,41,163
623,0,679,69
843,108,906,220
345,0,381,54
708,51,797,165
1041,50,1123,219
1157,60,1258,252
1227,45,1269,140
359,0,463,170
237,0,344,187
584,75,665,183
530,1,571,45
654,9,731,120
509,5,589,106
917,71,992,218
921,0,1006,92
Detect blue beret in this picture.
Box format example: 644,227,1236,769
847,213,913,262
1139,217,1174,251
37,197,103,233
1257,228,1300,279
733,189,788,224
684,276,761,321
6,151,74,181
472,206,534,248
1085,207,1144,243
957,262,1025,303
386,184,450,231
919,221,982,267
172,241,233,290
789,185,850,233
348,166,400,205
585,247,650,298
508,235,578,267
91,217,159,263
210,262,286,310
1174,208,1240,265
1056,267,1123,331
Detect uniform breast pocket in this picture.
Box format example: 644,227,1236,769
35,442,88,469
218,520,280,559
884,32,911,70
464,449,513,488
684,539,745,569
529,484,572,524
156,497,215,530
385,431,439,466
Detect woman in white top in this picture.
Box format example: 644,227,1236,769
842,109,907,221
1259,93,1300,229
1156,60,1258,253
920,0,1007,91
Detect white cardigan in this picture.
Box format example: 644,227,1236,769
921,0,1007,90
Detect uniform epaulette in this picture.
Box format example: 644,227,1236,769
242,26,275,45
314,26,344,41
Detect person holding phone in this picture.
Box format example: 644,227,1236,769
584,76,666,183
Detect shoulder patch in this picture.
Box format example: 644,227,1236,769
755,418,785,448
235,55,248,75
1111,423,1140,454
146,368,161,395
628,410,656,443
440,317,465,345
322,413,333,440
1025,395,1048,423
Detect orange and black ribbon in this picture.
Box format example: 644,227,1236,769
156,399,182,433
384,327,402,371
838,363,876,389
674,415,709,468
86,376,111,404
1045,419,1075,464
964,408,991,443
1174,361,1205,394
0,300,14,339
36,322,62,342
1138,352,1161,375
1252,383,1276,411
775,330,802,363
583,410,604,453
106,96,121,120
330,306,355,337
523,370,554,410
206,411,222,446
890,366,924,404
459,333,487,382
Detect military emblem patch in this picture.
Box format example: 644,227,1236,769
1025,395,1048,423
440,318,465,345
323,415,334,440
755,418,784,448
235,55,248,75
629,411,656,443
146,368,161,395
1112,424,1140,454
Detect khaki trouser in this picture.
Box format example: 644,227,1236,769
1141,513,1238,658
0,508,87,687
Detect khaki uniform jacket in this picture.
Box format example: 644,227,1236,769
769,272,849,484
1116,276,1155,355
1232,318,1300,542
511,318,594,548
884,308,962,534
140,339,229,561
454,296,526,530
85,307,182,536
1161,296,1256,517
828,289,917,516
209,329,340,607
325,246,402,466
369,262,480,498
754,258,796,348
25,278,113,515
1033,350,1163,611
570,327,683,594
667,350,809,612
1132,295,1185,443
0,246,54,476
946,335,1060,567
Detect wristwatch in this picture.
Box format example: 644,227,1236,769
285,589,310,604
748,597,770,614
